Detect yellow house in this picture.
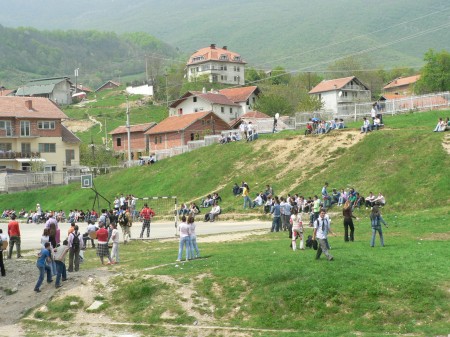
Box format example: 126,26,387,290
0,96,80,172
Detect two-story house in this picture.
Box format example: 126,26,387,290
0,97,80,172
109,122,156,158
169,86,260,124
186,44,246,85
309,76,371,115
15,77,73,105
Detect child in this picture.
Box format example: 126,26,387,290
111,223,120,263
291,208,304,250
176,216,191,262
370,206,388,247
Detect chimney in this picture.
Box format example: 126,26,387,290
25,100,33,110
210,43,216,49
222,46,227,50
202,87,207,94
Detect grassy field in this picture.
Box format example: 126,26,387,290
10,108,450,336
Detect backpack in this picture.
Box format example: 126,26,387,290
72,231,80,250
118,212,128,225
100,214,110,227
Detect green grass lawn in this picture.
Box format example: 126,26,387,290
75,207,449,336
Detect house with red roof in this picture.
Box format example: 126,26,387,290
383,75,420,95
0,97,80,172
186,44,246,85
309,76,371,114
169,86,260,123
109,122,156,156
145,111,230,151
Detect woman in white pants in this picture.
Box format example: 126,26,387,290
291,208,304,250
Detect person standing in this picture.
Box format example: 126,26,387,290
342,200,356,242
7,214,22,259
96,223,113,265
291,208,304,250
312,209,335,261
370,206,388,247
321,182,330,209
0,229,7,276
118,206,132,244
45,213,58,248
312,195,321,223
270,197,281,232
188,215,200,259
110,223,120,264
53,240,69,288
68,225,83,272
140,203,155,238
242,183,251,209
34,242,53,292
176,216,191,262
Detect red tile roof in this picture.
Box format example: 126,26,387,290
309,76,367,94
380,93,407,100
146,111,213,135
170,91,239,108
109,122,156,135
187,45,246,65
383,75,421,89
61,124,81,143
229,110,270,127
0,97,68,119
219,86,259,102
0,89,14,96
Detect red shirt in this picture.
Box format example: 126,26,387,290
140,207,155,220
8,220,20,237
96,227,108,242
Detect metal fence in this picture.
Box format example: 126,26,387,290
295,92,450,126
0,171,67,193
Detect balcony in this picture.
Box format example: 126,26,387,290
63,160,80,167
0,128,39,138
0,151,41,160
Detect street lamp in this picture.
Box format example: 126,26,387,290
74,68,79,93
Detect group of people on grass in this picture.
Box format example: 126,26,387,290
305,117,346,135
433,117,449,132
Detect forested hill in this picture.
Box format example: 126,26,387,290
0,0,449,70
0,25,179,88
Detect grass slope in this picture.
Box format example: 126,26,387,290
0,110,448,215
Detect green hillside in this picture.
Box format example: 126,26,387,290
0,0,449,70
0,110,448,214
0,25,179,88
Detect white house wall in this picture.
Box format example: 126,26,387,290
188,61,245,85
50,81,72,105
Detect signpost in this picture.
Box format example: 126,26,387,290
80,174,111,212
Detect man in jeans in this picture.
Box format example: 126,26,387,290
7,214,22,259
312,209,335,261
68,225,84,272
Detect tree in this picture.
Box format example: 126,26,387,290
269,66,290,85
297,93,324,112
254,93,293,116
415,49,450,94
245,67,266,84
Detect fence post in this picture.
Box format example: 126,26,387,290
354,104,357,122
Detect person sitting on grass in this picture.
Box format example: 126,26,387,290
251,192,264,208
373,192,386,207
204,202,221,222
201,194,213,208
232,183,241,196
433,117,446,132
361,117,371,133
365,192,376,208
372,116,382,130
212,192,222,204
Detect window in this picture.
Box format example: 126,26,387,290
38,143,56,153
219,54,228,61
116,138,121,147
155,137,158,144
190,133,194,141
37,121,56,129
246,99,250,105
193,97,197,102
0,143,12,151
20,121,31,137
230,108,233,114
65,149,75,165
44,165,57,172
0,121,12,136
221,107,225,113
233,56,241,61
21,143,31,154
194,108,199,112
221,75,227,81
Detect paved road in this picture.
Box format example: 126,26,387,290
2,220,271,251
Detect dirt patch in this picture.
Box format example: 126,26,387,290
442,133,450,155
250,130,364,195
63,119,95,133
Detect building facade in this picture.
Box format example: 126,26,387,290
15,77,73,105
0,97,80,172
186,44,246,85
109,122,156,157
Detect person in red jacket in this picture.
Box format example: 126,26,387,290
139,203,155,239
96,223,113,265
7,214,22,259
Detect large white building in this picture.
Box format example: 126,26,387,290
309,76,371,115
186,44,246,85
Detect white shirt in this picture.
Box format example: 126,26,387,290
111,228,120,243
314,216,331,240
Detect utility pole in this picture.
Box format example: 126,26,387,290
126,96,132,167
74,68,79,93
165,72,169,107
145,55,149,82
104,118,108,147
